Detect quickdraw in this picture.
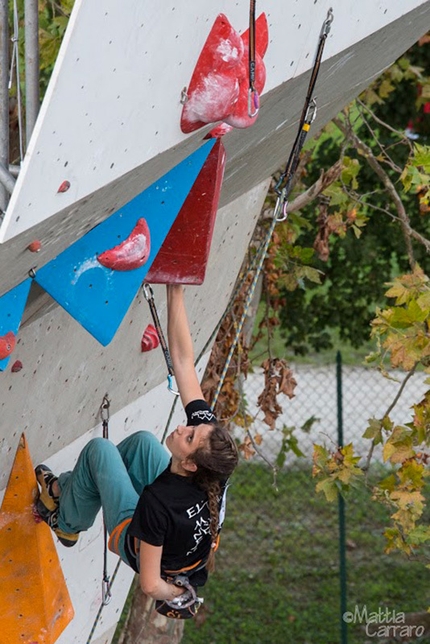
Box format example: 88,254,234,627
274,8,334,220
100,394,112,607
212,9,334,408
247,0,259,117
143,283,180,396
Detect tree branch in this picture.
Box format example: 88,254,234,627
262,160,343,219
333,117,417,269
363,363,418,476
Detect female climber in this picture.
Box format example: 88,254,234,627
34,284,238,618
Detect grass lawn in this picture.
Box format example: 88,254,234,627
183,463,430,644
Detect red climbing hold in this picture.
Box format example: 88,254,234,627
141,324,160,352
0,331,16,360
147,139,226,285
205,123,234,139
27,240,42,253
97,218,151,271
181,13,268,133
11,360,23,372
180,14,246,133
57,180,71,193
224,50,266,128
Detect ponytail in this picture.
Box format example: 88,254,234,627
191,424,238,572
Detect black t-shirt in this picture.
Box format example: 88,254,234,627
125,399,220,588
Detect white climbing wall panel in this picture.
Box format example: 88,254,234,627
1,0,428,242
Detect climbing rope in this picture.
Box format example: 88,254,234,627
85,395,116,644
247,0,259,117
212,8,334,408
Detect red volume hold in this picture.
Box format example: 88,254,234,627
97,218,151,271
141,324,160,352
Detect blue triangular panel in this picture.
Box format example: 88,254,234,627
34,141,216,345
0,279,32,371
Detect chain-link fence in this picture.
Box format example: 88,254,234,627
184,355,430,644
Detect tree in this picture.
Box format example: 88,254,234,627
203,39,430,565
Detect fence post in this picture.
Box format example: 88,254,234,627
337,350,348,644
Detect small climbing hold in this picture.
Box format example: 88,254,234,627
57,180,71,193
0,331,16,360
97,218,151,271
141,324,160,352
27,240,42,253
11,360,23,372
205,123,234,139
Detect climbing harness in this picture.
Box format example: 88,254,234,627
143,282,179,396
155,574,203,620
248,0,259,117
212,8,334,407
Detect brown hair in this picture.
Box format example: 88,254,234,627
191,423,239,572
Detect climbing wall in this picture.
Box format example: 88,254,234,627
0,0,429,642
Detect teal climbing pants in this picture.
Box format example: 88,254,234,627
57,431,170,563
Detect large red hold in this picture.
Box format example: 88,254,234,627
180,14,246,133
97,218,151,271
180,13,268,134
147,139,226,285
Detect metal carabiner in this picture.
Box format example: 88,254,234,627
100,394,110,423
274,190,288,223
143,282,154,302
305,98,318,126
167,374,180,397
322,8,334,37
247,88,260,118
102,578,112,606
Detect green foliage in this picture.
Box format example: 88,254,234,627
182,464,429,644
9,0,74,99
268,42,430,358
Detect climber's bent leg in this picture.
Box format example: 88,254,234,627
116,430,169,495
57,437,139,538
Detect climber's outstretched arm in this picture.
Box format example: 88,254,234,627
166,284,204,408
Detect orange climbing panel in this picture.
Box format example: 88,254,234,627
0,434,74,644
147,139,226,285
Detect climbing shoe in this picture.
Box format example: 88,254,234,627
35,464,79,548
35,464,59,512
34,498,79,548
